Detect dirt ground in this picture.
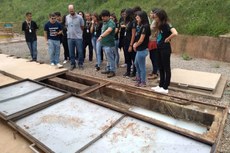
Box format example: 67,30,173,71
0,35,230,153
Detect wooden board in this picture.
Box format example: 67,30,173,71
0,54,67,80
0,119,33,153
0,73,17,86
171,68,221,91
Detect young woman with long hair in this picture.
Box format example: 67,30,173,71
151,9,178,94
133,11,151,87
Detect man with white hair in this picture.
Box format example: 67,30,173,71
65,4,85,70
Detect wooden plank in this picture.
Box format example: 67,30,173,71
0,54,67,80
47,77,89,93
64,72,100,86
0,73,17,86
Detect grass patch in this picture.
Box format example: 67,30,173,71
181,52,192,61
0,0,229,36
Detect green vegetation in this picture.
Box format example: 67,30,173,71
0,0,229,36
181,52,192,61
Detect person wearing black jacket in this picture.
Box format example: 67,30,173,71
22,12,38,61
83,12,93,61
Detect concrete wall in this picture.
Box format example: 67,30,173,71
171,35,230,62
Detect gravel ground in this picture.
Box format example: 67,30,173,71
0,36,230,152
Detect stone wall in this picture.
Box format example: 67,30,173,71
171,35,230,62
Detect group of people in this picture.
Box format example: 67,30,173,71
22,4,178,94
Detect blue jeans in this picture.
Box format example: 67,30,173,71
103,46,116,72
48,39,60,64
91,37,102,67
26,41,37,61
68,38,83,66
134,49,148,83
114,40,119,67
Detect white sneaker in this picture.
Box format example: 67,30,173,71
56,63,63,68
63,60,68,64
120,64,127,68
151,86,161,91
51,63,55,66
155,88,169,94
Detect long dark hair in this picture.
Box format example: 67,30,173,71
61,15,66,26
136,11,149,25
92,12,102,23
125,8,134,23
110,13,118,23
155,9,169,29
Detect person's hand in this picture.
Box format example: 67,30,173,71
165,37,171,43
128,46,132,52
97,35,102,42
133,43,137,51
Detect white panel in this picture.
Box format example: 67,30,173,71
171,68,221,90
15,97,123,153
84,117,211,153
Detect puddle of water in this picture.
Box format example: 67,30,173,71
129,106,207,134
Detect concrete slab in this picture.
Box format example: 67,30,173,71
152,68,227,99
171,68,221,91
0,54,67,81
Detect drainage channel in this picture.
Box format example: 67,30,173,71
0,73,227,153
41,72,104,94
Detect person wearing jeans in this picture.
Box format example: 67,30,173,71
110,13,120,68
135,49,148,85
65,4,84,70
97,10,116,78
68,38,83,67
133,11,151,87
91,13,103,71
22,12,38,61
44,13,63,68
48,39,61,65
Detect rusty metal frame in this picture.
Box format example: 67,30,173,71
38,73,228,150
3,74,227,153
8,94,124,153
0,79,71,120
79,82,228,152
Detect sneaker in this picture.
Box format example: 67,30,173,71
51,63,55,66
148,71,154,76
129,73,136,77
107,72,115,78
155,88,169,94
70,65,76,71
63,60,68,64
132,77,140,82
137,82,147,87
120,63,127,68
123,72,130,78
56,63,63,68
79,65,84,70
135,82,140,87
151,86,161,91
101,70,110,74
148,74,158,80
95,66,100,71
